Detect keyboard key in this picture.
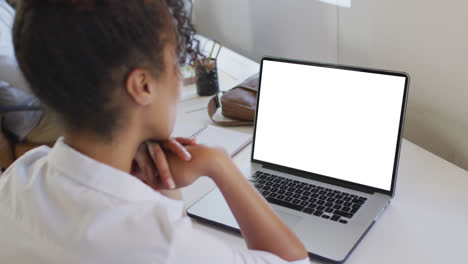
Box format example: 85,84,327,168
344,202,352,207
267,197,304,211
319,195,327,200
327,198,336,203
278,190,286,195
343,197,352,202
325,208,334,213
333,190,341,194
350,208,358,214
285,197,293,202
333,204,342,210
352,204,361,209
317,200,325,205
262,191,270,196
352,199,365,205
303,191,311,196
263,186,271,191
286,192,294,197
317,205,326,211
339,219,348,224
273,183,280,188
293,199,301,204
303,208,314,214
293,194,301,199
277,195,285,200
280,185,287,190
300,196,308,201
342,207,351,212
270,188,278,193
325,202,333,207
311,193,320,198
334,210,353,218
265,182,273,186
313,211,323,216
295,189,304,194
300,201,309,207
255,184,264,189
335,195,344,200
308,203,317,209
309,198,318,203
331,215,340,221
335,200,344,205
269,193,278,198
358,196,367,201
322,215,330,219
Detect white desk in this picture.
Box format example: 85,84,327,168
176,39,468,263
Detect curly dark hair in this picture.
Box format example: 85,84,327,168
13,0,200,140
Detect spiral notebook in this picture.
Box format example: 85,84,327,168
190,125,252,157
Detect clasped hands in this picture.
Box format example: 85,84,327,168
130,137,228,194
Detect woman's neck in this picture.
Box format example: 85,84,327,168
64,130,141,174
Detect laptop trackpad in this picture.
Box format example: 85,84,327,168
187,188,302,230
276,210,301,228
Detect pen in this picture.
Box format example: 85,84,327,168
208,40,216,61
214,45,223,61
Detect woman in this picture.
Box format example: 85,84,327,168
0,1,308,263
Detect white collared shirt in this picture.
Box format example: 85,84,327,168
0,138,310,264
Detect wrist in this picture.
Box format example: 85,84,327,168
206,150,238,182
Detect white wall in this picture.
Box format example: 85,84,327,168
193,0,468,170
192,0,338,64
338,0,468,170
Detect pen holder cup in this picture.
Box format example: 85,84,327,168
195,59,219,96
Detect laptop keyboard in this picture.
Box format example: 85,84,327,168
252,171,367,224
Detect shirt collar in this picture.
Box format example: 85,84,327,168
48,137,170,203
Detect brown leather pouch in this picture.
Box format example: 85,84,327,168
208,73,259,126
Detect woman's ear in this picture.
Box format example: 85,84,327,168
125,69,156,106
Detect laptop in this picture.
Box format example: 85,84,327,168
187,57,409,263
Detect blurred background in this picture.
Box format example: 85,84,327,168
192,0,468,170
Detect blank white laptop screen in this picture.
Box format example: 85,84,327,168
253,60,406,191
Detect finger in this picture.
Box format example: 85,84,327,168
135,144,159,188
130,159,145,182
161,138,192,161
174,137,197,146
133,145,153,181
148,143,176,190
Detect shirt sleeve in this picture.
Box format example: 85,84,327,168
164,217,310,264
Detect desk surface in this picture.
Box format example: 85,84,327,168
176,37,468,263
